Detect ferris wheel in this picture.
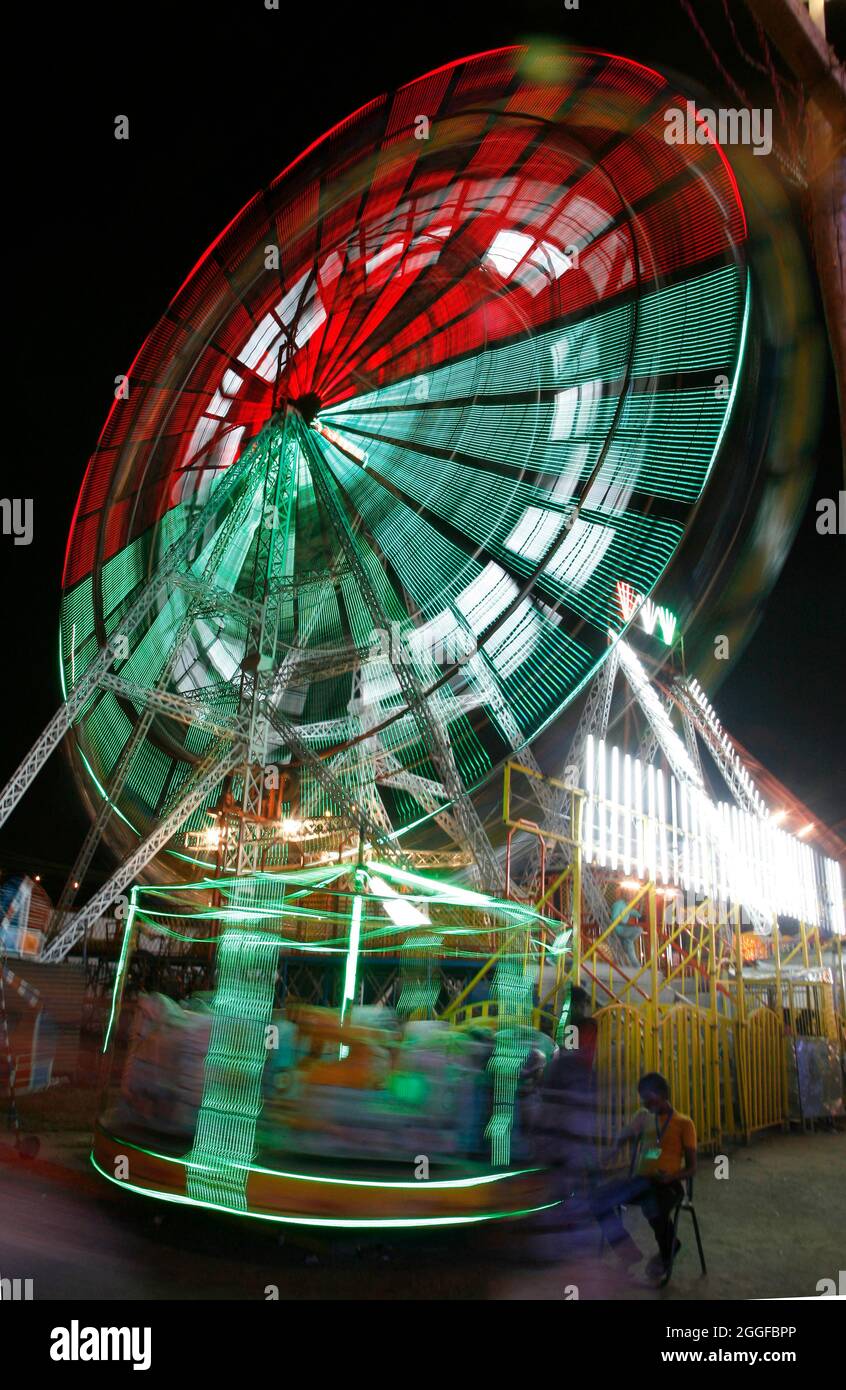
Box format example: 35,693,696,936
0,45,750,959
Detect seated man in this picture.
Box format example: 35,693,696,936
591,1072,697,1279
609,893,643,970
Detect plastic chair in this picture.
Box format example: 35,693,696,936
660,1176,706,1286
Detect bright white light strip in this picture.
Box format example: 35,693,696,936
657,770,668,885
691,786,701,893
733,811,750,906
802,844,815,925
313,420,368,464
825,859,845,936
748,815,759,913
623,753,632,875
732,805,743,908
718,802,730,907
634,758,645,880
789,834,800,922
610,745,620,872
765,821,776,921
584,734,595,859
339,893,364,1056
647,764,657,882
580,739,844,932
598,738,607,868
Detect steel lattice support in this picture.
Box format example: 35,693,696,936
673,677,765,814
261,695,407,862
637,686,680,768
562,646,620,790
28,421,326,958
97,675,244,740
375,755,467,848
680,708,706,785
616,640,703,788
46,680,180,939
465,650,549,791
299,423,502,888
41,743,246,962
0,426,267,827
45,451,271,931
523,647,623,928
233,417,300,873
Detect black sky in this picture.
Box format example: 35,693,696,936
2,0,844,893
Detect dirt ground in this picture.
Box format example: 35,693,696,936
1,1083,843,1300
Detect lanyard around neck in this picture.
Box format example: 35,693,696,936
655,1109,673,1142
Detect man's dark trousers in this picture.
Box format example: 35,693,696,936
591,1173,683,1262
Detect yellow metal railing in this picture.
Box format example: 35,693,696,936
594,1002,649,1149
657,1004,721,1150
448,999,558,1033
497,760,819,1151
743,977,836,1041
736,1007,787,1138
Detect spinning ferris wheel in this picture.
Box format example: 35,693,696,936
1,45,751,959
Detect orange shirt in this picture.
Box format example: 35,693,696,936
632,1107,696,1176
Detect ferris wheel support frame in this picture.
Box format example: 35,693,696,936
0,426,272,829
53,445,285,914
229,412,298,875
672,678,765,815
680,707,706,785
523,647,623,929
299,423,503,889
97,674,246,739
40,741,247,963
375,755,469,849
44,445,274,934
45,664,195,941
637,687,681,768
260,692,408,860
11,414,416,962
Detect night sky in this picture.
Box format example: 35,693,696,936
3,0,844,895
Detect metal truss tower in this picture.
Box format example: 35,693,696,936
5,409,506,962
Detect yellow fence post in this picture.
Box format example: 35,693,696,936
773,919,781,1001
708,919,722,1148
734,906,751,1142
